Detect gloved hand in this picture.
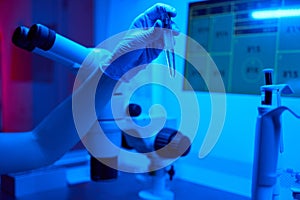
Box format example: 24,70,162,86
101,3,178,82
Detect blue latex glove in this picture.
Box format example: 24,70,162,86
101,3,178,82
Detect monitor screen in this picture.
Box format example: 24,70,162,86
184,0,300,97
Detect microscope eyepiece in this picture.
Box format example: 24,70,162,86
12,26,35,51
28,24,56,51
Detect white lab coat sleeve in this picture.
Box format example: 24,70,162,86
0,69,117,174
0,94,78,174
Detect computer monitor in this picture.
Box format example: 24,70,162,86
184,0,300,97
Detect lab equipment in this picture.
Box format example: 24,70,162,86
293,189,300,200
185,0,300,96
122,109,190,200
251,69,300,200
3,18,190,180
138,130,189,200
162,13,176,77
281,169,300,200
1,3,187,197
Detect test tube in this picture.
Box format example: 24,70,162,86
163,14,175,77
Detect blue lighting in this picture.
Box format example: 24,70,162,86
252,8,300,19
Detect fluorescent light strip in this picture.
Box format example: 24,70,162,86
252,8,300,19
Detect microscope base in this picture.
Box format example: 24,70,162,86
139,189,174,200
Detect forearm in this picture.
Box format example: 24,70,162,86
0,71,117,174
0,95,79,174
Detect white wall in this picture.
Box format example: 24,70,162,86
94,0,300,193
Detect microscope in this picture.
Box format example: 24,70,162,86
9,23,191,199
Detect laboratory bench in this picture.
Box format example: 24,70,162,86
0,172,249,200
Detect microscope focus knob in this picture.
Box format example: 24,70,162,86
127,103,142,117
154,128,191,158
